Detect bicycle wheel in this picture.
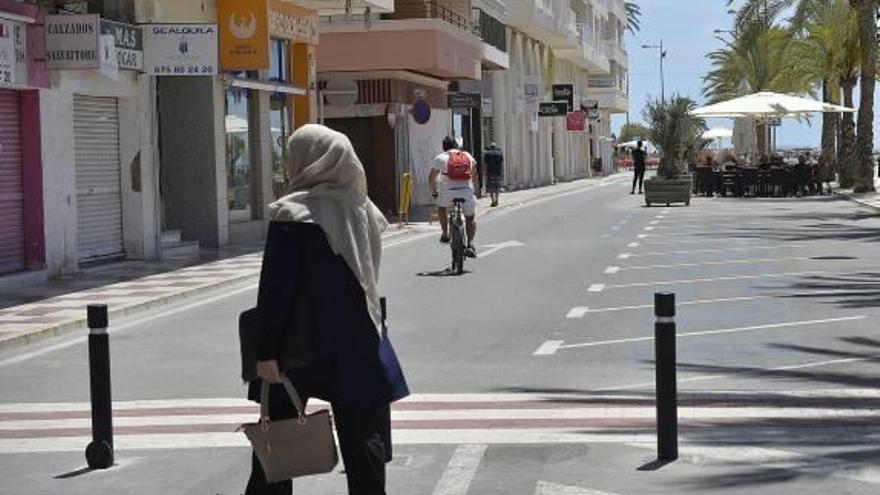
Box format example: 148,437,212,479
450,225,465,275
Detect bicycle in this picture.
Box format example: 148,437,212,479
449,197,467,275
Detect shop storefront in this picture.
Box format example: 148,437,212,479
217,0,317,241
0,1,47,279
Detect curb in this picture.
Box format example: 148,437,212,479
832,191,880,213
0,275,259,352
0,175,622,352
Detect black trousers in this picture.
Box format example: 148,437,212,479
245,384,391,495
632,168,645,192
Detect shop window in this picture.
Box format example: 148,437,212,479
269,38,290,83
225,87,259,222
270,92,293,198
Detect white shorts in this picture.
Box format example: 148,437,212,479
439,187,477,217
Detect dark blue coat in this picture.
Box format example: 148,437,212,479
248,221,408,406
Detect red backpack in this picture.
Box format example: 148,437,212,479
446,151,472,180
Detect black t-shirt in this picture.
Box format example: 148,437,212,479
632,148,647,170
484,149,504,176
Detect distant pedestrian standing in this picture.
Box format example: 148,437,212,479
246,124,409,495
631,140,647,195
483,143,504,207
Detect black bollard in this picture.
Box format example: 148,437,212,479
85,304,114,469
654,292,678,461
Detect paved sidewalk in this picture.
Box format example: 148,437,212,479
834,166,880,212
0,174,624,350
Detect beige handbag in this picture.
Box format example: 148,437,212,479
240,377,338,483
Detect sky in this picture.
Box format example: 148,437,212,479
611,0,880,150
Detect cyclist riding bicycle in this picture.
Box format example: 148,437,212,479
429,136,478,258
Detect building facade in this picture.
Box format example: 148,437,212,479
0,0,628,284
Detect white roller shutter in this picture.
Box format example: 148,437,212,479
74,95,124,262
0,90,25,275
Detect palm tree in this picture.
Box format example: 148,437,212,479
624,2,642,34
644,96,707,179
703,25,802,155
781,0,855,183
849,0,877,192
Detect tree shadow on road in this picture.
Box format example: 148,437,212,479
492,335,880,490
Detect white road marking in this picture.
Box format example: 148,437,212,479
637,234,647,238
566,307,590,318
587,284,606,293
601,234,611,239
602,354,880,392
644,226,655,231
431,444,488,495
635,237,761,245
574,290,870,315
649,220,659,225
533,340,565,356
620,245,804,258
558,316,866,349
615,256,811,271
605,271,827,290
603,266,620,274
627,242,640,248
617,253,632,259
611,226,620,231
478,240,524,258
536,481,621,495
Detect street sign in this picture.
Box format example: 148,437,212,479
538,102,568,117
447,93,481,109
552,84,574,112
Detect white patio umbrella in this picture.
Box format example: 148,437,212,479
691,92,854,119
616,140,656,154
692,92,854,155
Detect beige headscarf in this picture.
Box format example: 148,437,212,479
269,124,388,335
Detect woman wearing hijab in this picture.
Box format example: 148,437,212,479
246,125,408,495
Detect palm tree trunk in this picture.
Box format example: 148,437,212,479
820,79,838,180
852,0,877,192
756,122,768,158
839,77,857,188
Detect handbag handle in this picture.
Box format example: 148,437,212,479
260,376,307,425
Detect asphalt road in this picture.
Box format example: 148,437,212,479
1,174,878,495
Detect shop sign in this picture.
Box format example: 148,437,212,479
218,0,270,70
481,96,493,117
143,24,218,76
567,110,585,131
552,84,574,112
0,20,14,86
100,20,143,71
582,99,600,120
538,101,568,117
447,93,481,109
523,76,540,113
268,0,318,44
46,14,101,69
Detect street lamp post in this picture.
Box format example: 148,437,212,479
641,40,666,102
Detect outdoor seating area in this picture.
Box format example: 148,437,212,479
693,163,830,198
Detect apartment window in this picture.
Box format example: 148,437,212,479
269,38,294,198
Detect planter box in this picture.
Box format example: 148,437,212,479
645,176,692,206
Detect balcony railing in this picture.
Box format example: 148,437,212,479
386,1,475,34
472,8,507,53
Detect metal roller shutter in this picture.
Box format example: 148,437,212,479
74,95,124,262
0,90,25,274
